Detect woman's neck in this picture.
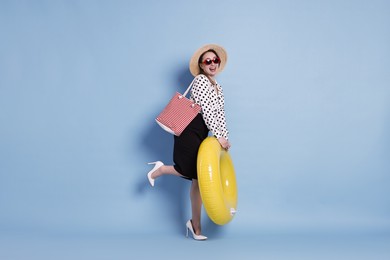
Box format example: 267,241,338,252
204,74,216,85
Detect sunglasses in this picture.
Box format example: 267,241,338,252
201,57,221,65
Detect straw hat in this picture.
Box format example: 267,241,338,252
189,44,228,77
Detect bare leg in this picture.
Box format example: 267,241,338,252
150,165,184,179
190,179,203,235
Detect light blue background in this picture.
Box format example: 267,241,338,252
1,0,389,258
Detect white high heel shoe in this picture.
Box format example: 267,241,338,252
186,220,207,241
147,161,164,187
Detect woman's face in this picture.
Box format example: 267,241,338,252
199,51,220,77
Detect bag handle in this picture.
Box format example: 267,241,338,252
181,77,197,98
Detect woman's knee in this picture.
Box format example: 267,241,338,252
192,179,199,187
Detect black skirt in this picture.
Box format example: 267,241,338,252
173,113,209,180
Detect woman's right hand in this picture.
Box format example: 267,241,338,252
218,137,231,150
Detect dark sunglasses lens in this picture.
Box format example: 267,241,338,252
213,57,221,64
204,59,212,65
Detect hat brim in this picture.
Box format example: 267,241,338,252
189,44,227,77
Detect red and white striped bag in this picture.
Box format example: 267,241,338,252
155,78,201,136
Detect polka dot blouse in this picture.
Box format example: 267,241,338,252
190,74,229,139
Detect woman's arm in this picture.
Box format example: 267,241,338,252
191,75,230,148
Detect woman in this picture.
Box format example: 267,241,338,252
147,44,231,240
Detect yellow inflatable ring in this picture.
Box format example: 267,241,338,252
197,137,238,225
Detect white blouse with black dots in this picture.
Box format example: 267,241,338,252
190,74,229,139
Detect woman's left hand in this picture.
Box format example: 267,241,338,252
218,137,231,150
